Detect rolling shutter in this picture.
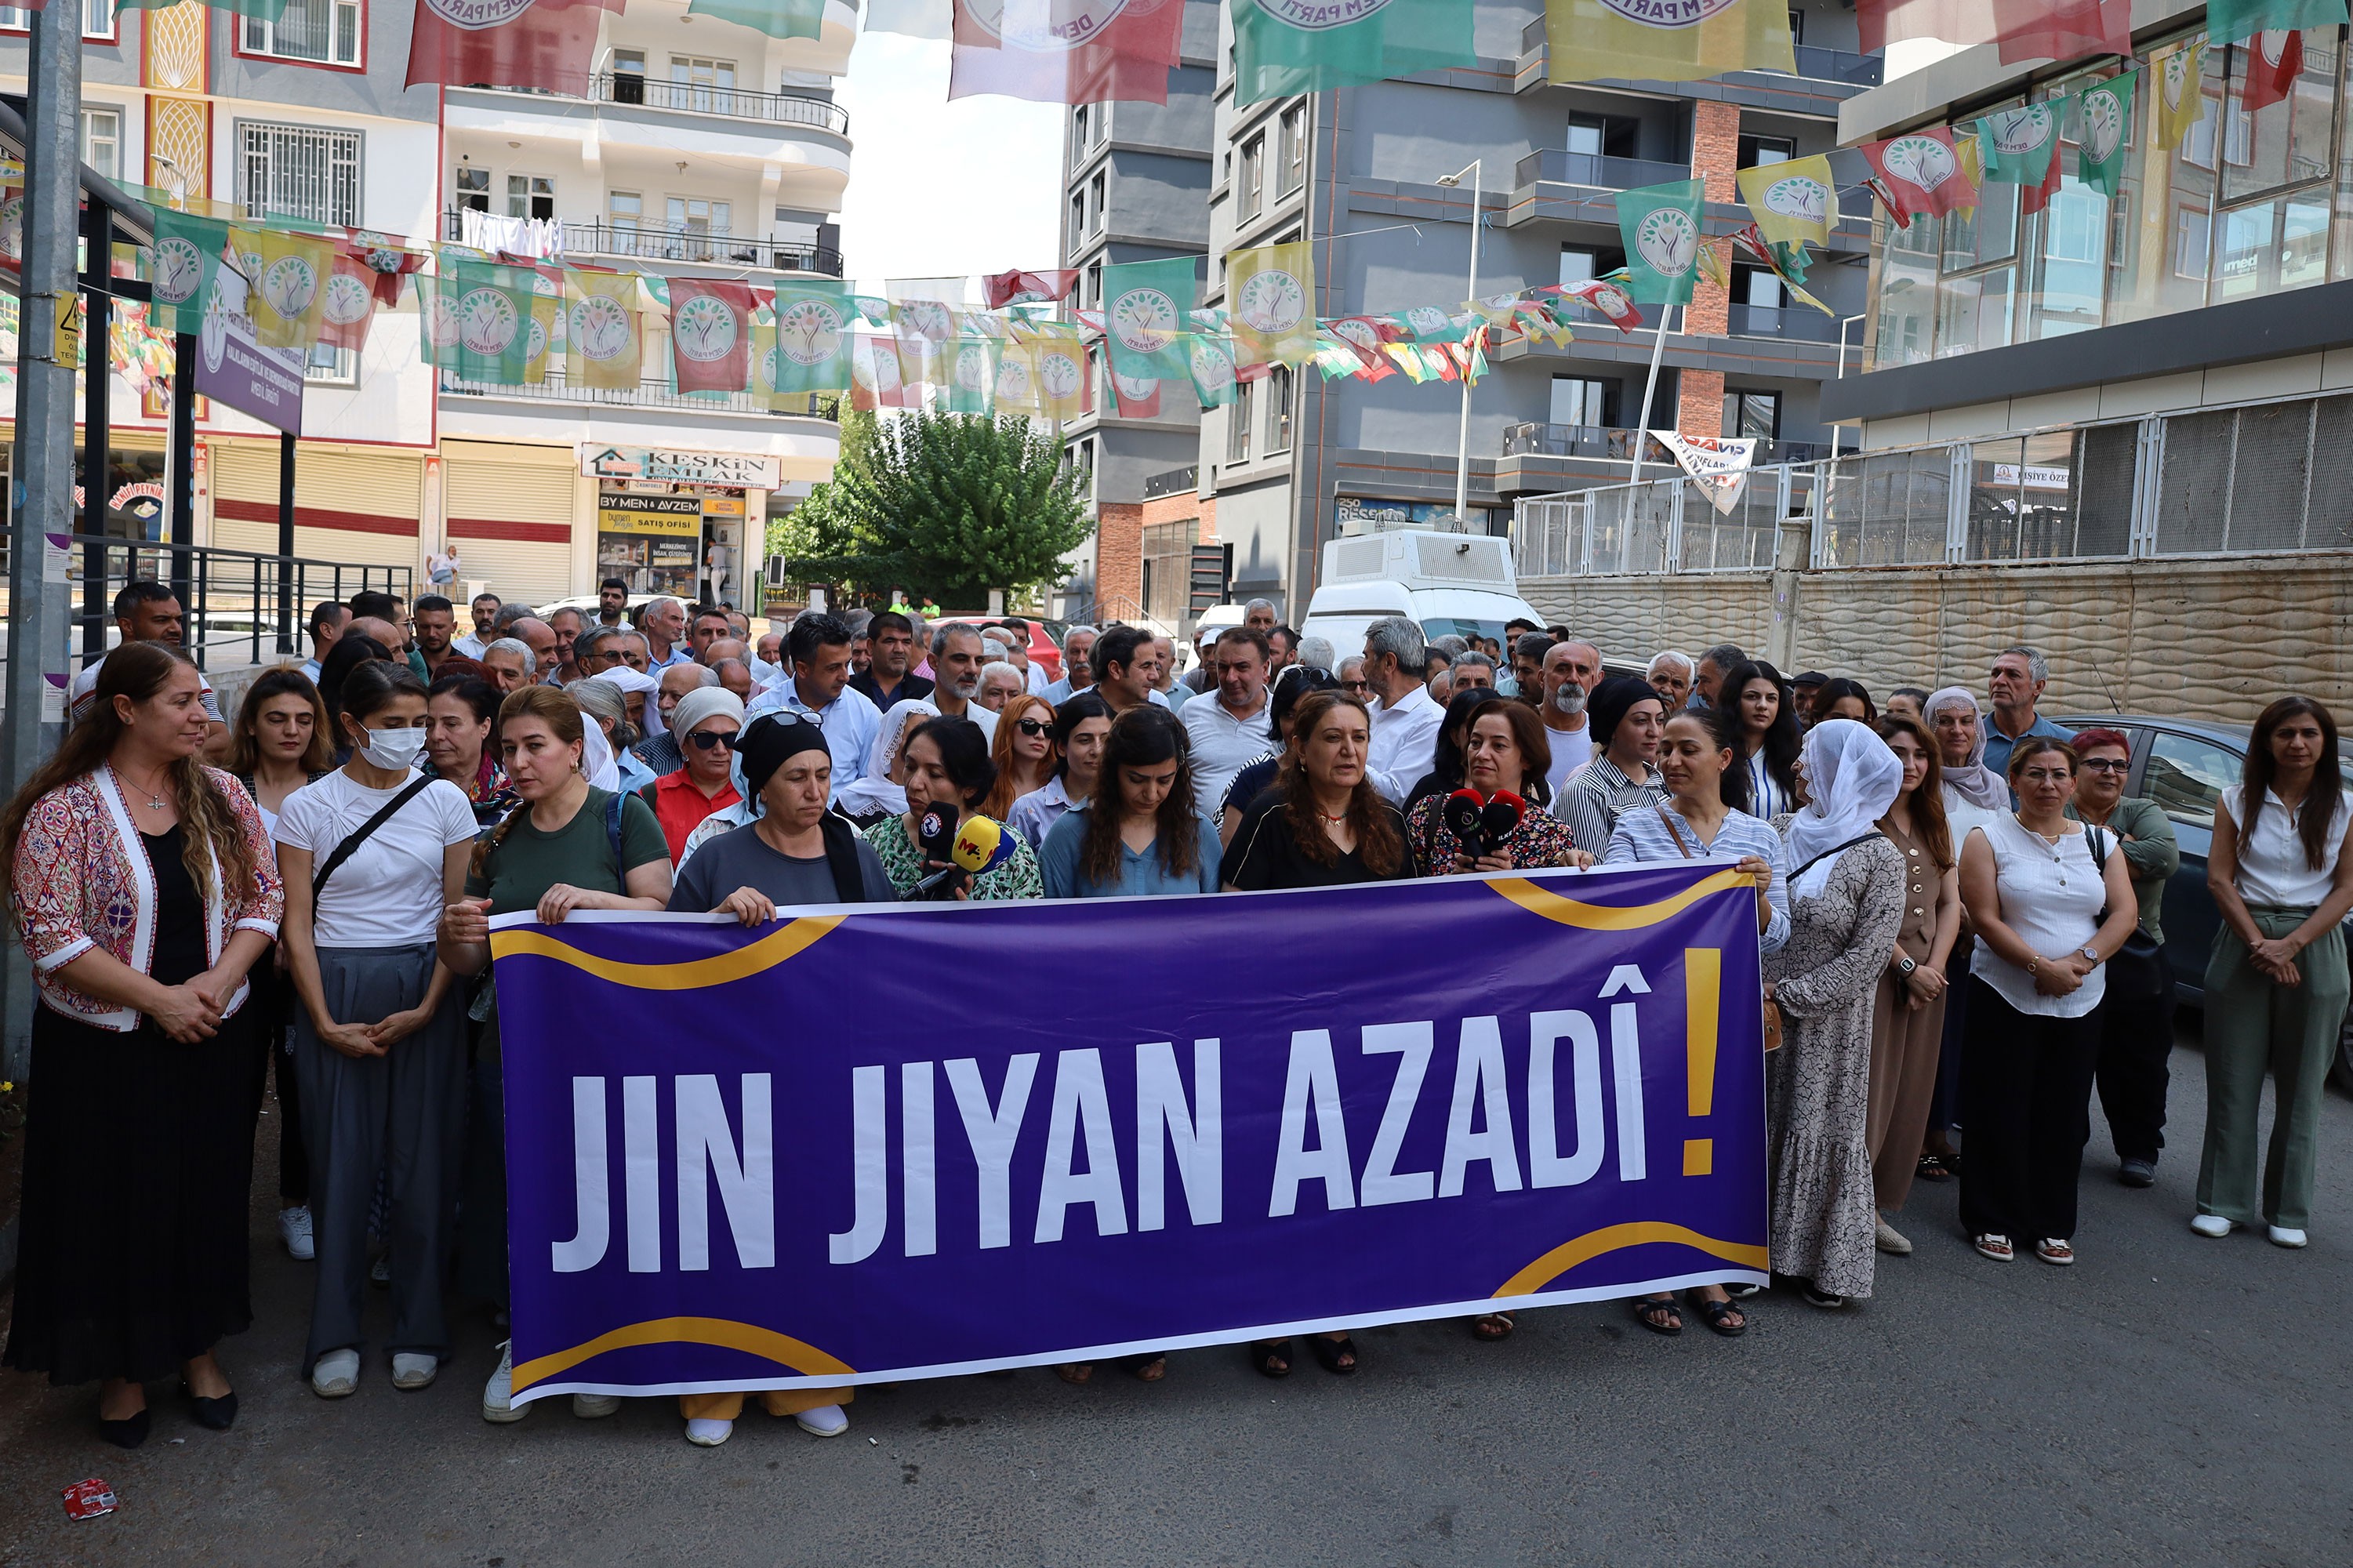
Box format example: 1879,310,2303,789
444,441,579,608
209,441,421,572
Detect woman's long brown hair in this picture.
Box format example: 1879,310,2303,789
1276,691,1403,877
1080,706,1200,887
1876,713,1953,869
2243,695,2344,873
227,664,335,777
0,641,259,905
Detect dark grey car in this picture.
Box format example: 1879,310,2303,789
2057,714,2353,1090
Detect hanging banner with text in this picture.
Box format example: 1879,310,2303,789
491,862,1769,1403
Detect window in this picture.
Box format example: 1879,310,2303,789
1069,191,1086,248
1786,8,1802,42
80,108,120,183
507,174,554,220
1084,260,1102,309
1559,246,1600,285
1549,376,1610,427
1240,134,1265,219
1278,104,1307,194
456,165,490,213
1565,114,1636,159
667,196,732,236
2144,731,2240,831
2,0,116,38
1737,133,1796,169
1265,365,1293,452
1091,103,1108,146
1727,390,1780,441
670,55,737,114
1088,171,1106,234
1227,377,1255,464
306,343,358,387
241,0,362,67
1073,106,1090,158
1221,149,1233,186
238,122,361,225
612,48,647,74
608,191,642,253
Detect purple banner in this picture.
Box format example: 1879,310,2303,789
193,314,304,433
490,862,1769,1403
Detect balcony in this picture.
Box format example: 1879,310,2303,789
1142,465,1198,500
439,368,839,422
1514,147,1694,194
1725,302,1847,344
1514,18,1881,88
1502,423,1829,466
441,211,844,276
459,75,851,136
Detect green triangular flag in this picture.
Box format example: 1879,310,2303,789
1232,0,1477,107
1976,104,2059,189
1184,332,1237,409
2205,0,2345,44
942,336,998,415
2074,73,2137,201
765,281,855,394
147,206,231,334
684,0,825,36
1100,257,1195,383
1614,179,1705,307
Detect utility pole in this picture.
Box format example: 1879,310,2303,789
2,2,84,1078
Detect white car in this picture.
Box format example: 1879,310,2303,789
1299,529,1546,660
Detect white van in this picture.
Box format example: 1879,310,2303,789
1298,529,1546,661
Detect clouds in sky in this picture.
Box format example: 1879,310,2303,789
832,33,1066,298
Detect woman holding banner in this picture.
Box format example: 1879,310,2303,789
436,685,671,1425
1764,720,1908,1311
863,716,1043,900
1222,690,1410,1377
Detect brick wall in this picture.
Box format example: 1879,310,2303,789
1680,99,1740,437
1095,502,1143,614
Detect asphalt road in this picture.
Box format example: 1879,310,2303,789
5,1019,2350,1567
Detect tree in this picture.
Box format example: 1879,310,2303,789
776,409,1092,606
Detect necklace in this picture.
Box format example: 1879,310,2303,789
117,763,169,811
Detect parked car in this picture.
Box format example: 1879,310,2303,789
933,614,1064,684
2057,713,2353,1090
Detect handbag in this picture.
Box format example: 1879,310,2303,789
2085,822,2167,1001
1658,808,1781,1052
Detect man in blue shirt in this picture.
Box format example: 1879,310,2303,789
747,610,880,805
1981,644,2073,786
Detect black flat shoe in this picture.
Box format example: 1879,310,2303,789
190,1390,238,1431
99,1408,151,1450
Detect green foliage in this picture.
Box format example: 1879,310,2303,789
776,410,1092,605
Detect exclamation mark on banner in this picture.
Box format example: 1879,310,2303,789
1683,948,1720,1177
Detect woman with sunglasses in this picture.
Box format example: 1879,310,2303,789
862,716,1044,900
981,694,1057,823
637,688,744,865
1005,692,1112,851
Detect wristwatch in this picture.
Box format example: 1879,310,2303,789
2078,946,2101,965
1896,954,1917,976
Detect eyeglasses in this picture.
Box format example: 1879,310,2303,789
1014,717,1051,736
2019,768,2072,785
727,710,820,750
684,730,733,752
2079,757,2129,775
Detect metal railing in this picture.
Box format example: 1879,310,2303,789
1503,423,1672,463
1726,301,1847,344
1513,147,1694,193
463,75,851,135
1512,464,1814,578
1515,17,1881,85
1142,464,1198,500
440,211,844,276
438,369,838,420
0,533,412,681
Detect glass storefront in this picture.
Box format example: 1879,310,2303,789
597,488,704,597
1868,27,2353,369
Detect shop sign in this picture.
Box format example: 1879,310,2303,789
597,493,703,538
581,445,782,488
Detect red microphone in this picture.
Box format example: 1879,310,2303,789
1479,790,1525,857
1443,787,1486,854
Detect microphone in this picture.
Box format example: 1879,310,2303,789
909,808,968,899
951,815,1017,877
1480,790,1525,857
1444,787,1487,855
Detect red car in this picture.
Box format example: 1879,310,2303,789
932,615,1063,683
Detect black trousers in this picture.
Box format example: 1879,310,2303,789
246,960,310,1207
2093,965,2174,1163
1959,978,2102,1242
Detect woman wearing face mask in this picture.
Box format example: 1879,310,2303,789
1006,693,1112,851
1218,665,1342,850
423,675,515,827
274,662,481,1399
1915,688,2011,1184
863,716,1044,900
1718,659,1805,818
1408,698,1585,877
438,686,672,1423
318,635,395,763
982,694,1058,824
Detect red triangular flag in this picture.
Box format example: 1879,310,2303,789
667,278,755,393
405,0,622,99
2243,31,2303,114
982,268,1079,309
947,0,1180,106
1109,366,1160,418
1861,127,1979,224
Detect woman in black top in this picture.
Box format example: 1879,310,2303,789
1216,664,1341,851
1218,690,1407,1383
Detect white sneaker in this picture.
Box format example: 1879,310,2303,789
278,1206,315,1261
2268,1225,2310,1248
310,1348,360,1399
2190,1214,2235,1239
1874,1216,1913,1255
481,1341,529,1424
685,1417,733,1447
572,1392,622,1418
390,1352,438,1390
794,1403,850,1438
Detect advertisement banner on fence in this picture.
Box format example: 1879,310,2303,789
491,862,1770,1403
1651,431,1760,515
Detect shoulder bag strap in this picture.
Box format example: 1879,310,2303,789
1654,805,1694,859
1788,831,1886,884
605,789,626,871
819,811,867,903
312,776,435,903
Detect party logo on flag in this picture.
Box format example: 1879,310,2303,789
458,287,522,355
427,290,464,354
1189,336,1235,397
1109,366,1160,415
1265,0,1393,24
260,254,320,321
427,0,536,25
1759,173,1825,223
1598,0,1737,21
321,271,373,327
570,292,634,362
1633,207,1698,278
153,236,208,310
2081,84,2127,165
1236,267,1308,337
961,0,1131,46
1111,285,1180,354
896,298,955,342
1881,133,1958,192
674,293,741,362
953,340,995,393
778,296,846,365
1985,105,2053,158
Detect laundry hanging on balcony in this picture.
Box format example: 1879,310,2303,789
458,210,565,261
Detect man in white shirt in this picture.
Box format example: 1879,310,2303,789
71,583,227,746
453,593,498,659
1040,625,1099,704
638,596,692,670
1361,615,1443,804
748,610,881,805
1180,626,1275,810
300,600,350,684
1539,639,1604,798
857,622,998,805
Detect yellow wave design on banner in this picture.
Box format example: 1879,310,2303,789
1494,1221,1769,1298
513,1316,856,1391
1487,867,1750,930
489,916,843,989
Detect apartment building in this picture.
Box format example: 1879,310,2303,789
1109,0,1882,623
0,0,849,608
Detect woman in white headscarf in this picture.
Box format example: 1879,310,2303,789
570,677,655,796
1918,687,2007,1184
1763,720,1910,1308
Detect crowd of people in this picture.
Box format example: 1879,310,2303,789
6,579,2348,1452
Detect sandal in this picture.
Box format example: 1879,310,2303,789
2035,1237,2075,1266
1247,1340,1292,1379
1973,1233,2013,1262
1124,1353,1167,1382
1472,1312,1516,1341
1309,1335,1359,1375
1054,1363,1093,1385
1915,1152,1955,1183
1630,1296,1683,1336
1687,1294,1748,1337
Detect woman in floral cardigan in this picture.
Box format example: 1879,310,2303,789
1,641,283,1449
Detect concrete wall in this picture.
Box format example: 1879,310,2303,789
1521,557,2353,724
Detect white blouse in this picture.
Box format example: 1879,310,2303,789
2223,784,2351,908
1968,814,2108,1018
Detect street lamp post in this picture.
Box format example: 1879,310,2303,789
1436,160,1481,528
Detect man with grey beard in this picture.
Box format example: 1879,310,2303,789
1539,640,1604,800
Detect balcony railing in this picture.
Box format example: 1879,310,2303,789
1725,302,1847,343
461,74,852,134
1516,19,1881,86
439,368,839,421
441,210,843,275
1504,423,1672,463
1513,147,1695,193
